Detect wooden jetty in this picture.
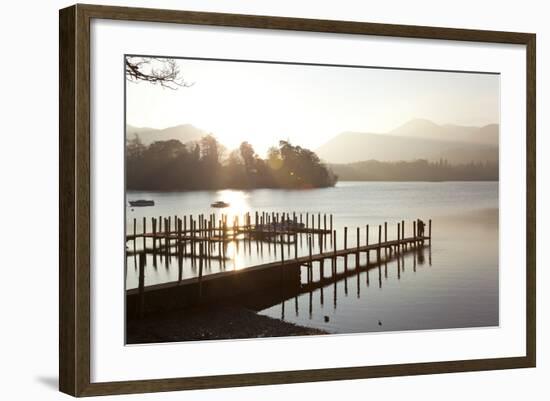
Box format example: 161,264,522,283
126,213,432,317
126,211,334,260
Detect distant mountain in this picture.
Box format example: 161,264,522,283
316,120,499,164
126,124,207,146
389,119,498,146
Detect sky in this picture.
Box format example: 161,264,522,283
126,57,500,157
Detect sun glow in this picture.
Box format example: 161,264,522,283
127,58,500,156
212,190,250,222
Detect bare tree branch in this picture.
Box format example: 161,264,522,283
125,57,194,90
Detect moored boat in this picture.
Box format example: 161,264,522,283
211,201,230,208
129,199,155,207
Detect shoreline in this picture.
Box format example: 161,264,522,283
127,305,327,344
126,180,498,193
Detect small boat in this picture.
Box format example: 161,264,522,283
129,199,155,207
211,201,230,208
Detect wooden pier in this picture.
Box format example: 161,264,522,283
126,212,432,317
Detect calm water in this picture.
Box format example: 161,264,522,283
126,181,499,333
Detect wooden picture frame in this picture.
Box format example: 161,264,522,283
59,3,536,397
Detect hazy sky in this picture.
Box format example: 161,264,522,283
126,57,499,157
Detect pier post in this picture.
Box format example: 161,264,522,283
164,216,170,256
429,219,432,244
152,218,157,254
324,214,327,233
190,219,195,258
397,222,400,253
401,220,405,250
207,220,212,256
222,221,227,260
366,225,370,266
294,232,298,260
344,227,348,250
384,221,388,255
356,227,360,267
308,236,313,282
142,217,146,251
333,230,337,276
132,218,136,252
177,218,182,258
413,220,417,248
378,225,382,262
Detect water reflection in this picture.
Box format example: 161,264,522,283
214,189,250,222
126,182,499,334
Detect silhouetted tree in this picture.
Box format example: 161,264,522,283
126,136,336,190
125,57,193,89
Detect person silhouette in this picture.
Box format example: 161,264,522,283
417,219,425,237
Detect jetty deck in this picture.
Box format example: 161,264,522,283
126,213,432,317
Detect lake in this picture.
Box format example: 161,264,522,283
126,181,499,333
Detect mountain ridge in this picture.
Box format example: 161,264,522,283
316,119,499,164
126,123,207,146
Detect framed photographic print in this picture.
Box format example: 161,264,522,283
59,4,536,397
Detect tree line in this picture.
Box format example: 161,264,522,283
330,159,498,182
126,134,338,191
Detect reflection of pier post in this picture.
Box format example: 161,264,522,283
280,234,285,282
138,252,145,318
397,250,401,279
199,242,204,300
